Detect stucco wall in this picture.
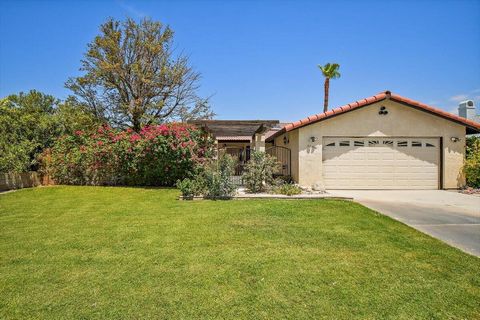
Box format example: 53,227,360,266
273,129,299,182
293,99,466,189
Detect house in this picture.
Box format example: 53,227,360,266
193,91,480,190
267,91,480,190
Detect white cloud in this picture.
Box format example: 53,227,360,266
117,1,146,18
449,94,469,102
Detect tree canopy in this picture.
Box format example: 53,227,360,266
0,90,99,172
66,18,214,131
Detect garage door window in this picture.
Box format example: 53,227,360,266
325,142,335,147
397,141,408,147
383,140,394,146
426,142,435,147
339,140,350,146
354,140,364,146
368,140,379,146
412,141,422,147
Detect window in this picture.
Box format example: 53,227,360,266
326,142,335,147
339,140,350,147
425,143,435,147
397,141,408,147
354,140,365,146
412,141,422,147
383,140,394,146
368,140,379,146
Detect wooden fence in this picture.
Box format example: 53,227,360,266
0,172,48,192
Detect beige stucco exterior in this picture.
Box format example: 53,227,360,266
274,99,466,189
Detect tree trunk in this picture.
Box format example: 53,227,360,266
323,77,329,113
132,117,141,132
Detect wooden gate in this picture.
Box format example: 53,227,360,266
266,146,291,176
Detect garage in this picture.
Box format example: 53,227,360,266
322,137,440,189
268,91,480,189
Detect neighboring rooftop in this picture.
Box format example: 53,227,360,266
458,100,480,124
189,120,279,138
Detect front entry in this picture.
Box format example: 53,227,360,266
322,137,440,189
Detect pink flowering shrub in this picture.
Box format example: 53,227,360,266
45,124,214,186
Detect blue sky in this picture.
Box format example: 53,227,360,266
1,0,479,121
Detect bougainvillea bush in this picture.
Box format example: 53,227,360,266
45,124,214,186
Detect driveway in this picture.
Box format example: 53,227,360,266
330,190,480,257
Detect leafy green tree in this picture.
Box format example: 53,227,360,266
0,90,98,173
318,63,341,112
66,18,213,131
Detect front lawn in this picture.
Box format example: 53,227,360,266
0,186,479,319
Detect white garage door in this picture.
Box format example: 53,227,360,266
322,137,440,189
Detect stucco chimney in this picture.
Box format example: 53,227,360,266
458,100,476,119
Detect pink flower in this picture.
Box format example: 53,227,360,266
75,130,84,136
97,141,104,146
130,134,141,143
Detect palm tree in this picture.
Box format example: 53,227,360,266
318,63,341,112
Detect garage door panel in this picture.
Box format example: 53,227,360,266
323,138,439,189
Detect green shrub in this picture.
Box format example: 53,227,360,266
242,151,280,193
203,154,236,198
464,136,480,188
176,177,206,198
272,183,302,196
176,178,195,198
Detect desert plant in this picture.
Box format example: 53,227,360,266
242,151,280,193
273,183,302,196
203,154,236,198
464,136,480,188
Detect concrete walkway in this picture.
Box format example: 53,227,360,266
330,190,480,257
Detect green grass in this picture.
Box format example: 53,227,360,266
0,186,479,319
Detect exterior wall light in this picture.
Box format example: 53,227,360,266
310,136,317,142
450,137,460,142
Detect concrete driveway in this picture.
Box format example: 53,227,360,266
330,190,480,257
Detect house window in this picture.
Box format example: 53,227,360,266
354,140,364,146
339,140,350,147
397,141,408,147
412,141,422,147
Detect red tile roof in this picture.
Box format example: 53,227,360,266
267,91,480,141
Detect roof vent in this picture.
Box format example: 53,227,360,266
458,100,476,119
